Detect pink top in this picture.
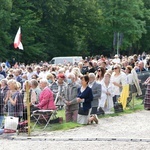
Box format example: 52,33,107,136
37,86,56,110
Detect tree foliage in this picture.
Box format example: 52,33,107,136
0,0,12,61
0,0,150,63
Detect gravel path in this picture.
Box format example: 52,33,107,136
0,110,150,150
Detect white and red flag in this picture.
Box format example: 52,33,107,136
14,27,24,50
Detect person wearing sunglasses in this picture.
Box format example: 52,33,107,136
111,64,127,105
96,67,106,84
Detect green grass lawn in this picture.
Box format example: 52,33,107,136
32,98,144,132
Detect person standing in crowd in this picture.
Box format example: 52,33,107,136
111,64,127,105
99,72,114,114
136,61,147,73
13,69,23,84
125,66,134,85
125,65,135,105
112,54,120,64
128,57,135,68
63,73,80,122
38,65,48,79
26,67,35,80
77,75,93,125
71,67,82,85
126,65,142,97
34,66,41,76
146,57,150,70
88,62,95,73
0,81,4,128
92,60,99,71
22,80,37,120
0,79,9,100
81,60,89,75
48,73,58,101
0,66,6,78
5,79,23,121
143,77,150,110
30,79,41,104
11,57,16,67
100,61,107,71
55,73,67,109
78,62,84,74
96,67,106,84
88,73,101,124
31,74,38,80
0,79,9,114
46,73,55,85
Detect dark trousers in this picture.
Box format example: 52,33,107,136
113,95,120,105
23,106,40,120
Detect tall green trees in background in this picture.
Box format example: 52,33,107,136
0,0,12,60
99,0,146,55
0,0,150,63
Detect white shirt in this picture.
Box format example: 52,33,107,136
127,73,134,85
110,72,127,95
27,72,35,80
88,81,94,88
38,71,48,79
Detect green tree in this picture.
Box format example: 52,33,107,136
0,0,12,61
137,0,150,53
56,0,103,57
31,0,103,58
9,0,45,64
99,0,146,55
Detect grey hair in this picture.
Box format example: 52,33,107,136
88,73,96,79
1,79,8,85
68,73,75,79
40,78,49,85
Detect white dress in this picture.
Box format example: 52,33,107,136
99,81,114,112
110,72,127,96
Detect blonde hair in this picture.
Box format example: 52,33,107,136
104,72,111,77
47,73,54,79
114,64,121,72
7,79,18,90
72,67,82,77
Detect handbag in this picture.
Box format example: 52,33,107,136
114,102,123,113
4,116,19,130
78,107,89,115
129,84,137,93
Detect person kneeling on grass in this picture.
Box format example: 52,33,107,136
63,73,80,122
77,75,93,125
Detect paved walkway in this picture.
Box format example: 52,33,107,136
0,110,150,150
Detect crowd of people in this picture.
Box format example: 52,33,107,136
0,53,150,129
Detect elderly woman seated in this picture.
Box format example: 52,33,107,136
30,79,59,127
32,79,56,111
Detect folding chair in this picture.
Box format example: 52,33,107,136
31,94,59,130
31,109,57,130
